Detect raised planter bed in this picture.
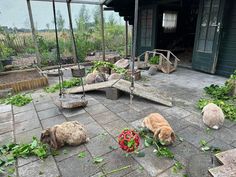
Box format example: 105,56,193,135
0,68,48,92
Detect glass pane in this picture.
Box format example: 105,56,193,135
207,27,216,41
204,0,211,7
205,40,213,52
209,6,219,26
199,27,207,39
201,8,210,26
198,40,205,51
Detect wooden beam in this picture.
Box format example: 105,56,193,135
26,0,41,66
125,20,129,58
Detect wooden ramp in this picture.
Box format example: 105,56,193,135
209,148,236,177
66,79,172,107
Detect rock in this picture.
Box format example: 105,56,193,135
0,88,13,98
4,65,14,71
148,66,157,75
108,73,122,80
114,59,129,69
85,73,96,84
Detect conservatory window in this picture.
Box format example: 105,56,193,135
162,11,178,33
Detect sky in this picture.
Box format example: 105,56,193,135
0,0,123,30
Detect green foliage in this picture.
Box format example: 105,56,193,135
199,140,221,153
149,56,159,65
138,127,174,159
44,78,81,93
172,161,184,174
93,157,104,164
91,61,127,75
204,84,231,100
0,94,32,107
0,137,49,175
78,151,86,158
0,43,15,60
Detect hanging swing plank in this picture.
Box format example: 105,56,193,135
66,79,172,107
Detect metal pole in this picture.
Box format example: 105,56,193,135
100,4,105,61
26,0,41,66
131,0,139,88
125,20,129,58
52,0,63,97
67,0,86,99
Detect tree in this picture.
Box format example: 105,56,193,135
108,14,116,26
56,10,65,32
93,6,101,26
46,23,50,31
75,5,90,31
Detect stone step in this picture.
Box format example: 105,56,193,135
209,148,236,177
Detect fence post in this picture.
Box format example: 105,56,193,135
26,0,41,66
100,4,105,61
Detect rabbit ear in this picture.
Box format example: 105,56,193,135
49,127,58,149
171,132,176,142
154,128,161,139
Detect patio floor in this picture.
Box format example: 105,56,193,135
1,67,236,177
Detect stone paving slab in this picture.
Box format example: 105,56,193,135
61,107,86,118
38,107,61,120
0,104,11,113
14,119,41,134
92,111,120,125
86,134,117,157
117,108,144,123
66,112,95,125
35,102,57,112
14,110,38,124
0,131,14,145
162,106,191,119
158,167,186,177
0,121,13,135
0,111,12,123
15,127,42,143
18,156,60,177
41,115,66,129
58,151,99,177
210,127,236,145
13,103,34,114
133,147,175,177
85,104,109,116
86,121,106,138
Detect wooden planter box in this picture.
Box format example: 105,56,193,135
71,67,85,77
0,69,48,93
126,69,141,81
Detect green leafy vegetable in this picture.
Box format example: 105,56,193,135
156,147,174,159
0,94,32,107
172,161,184,174
78,151,86,158
93,157,104,164
136,151,145,157
149,56,159,65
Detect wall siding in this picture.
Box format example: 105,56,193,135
216,0,236,76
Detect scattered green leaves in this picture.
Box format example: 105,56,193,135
78,151,86,158
136,151,145,157
44,78,81,93
109,146,118,151
62,149,68,155
199,140,221,153
149,56,160,65
156,147,174,159
93,157,104,164
204,84,231,100
0,94,32,107
172,161,184,174
0,137,49,175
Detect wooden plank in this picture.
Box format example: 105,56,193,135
209,163,236,177
215,149,236,165
67,79,173,107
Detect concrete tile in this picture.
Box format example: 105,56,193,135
17,156,39,167
58,151,99,177
0,121,13,135
231,140,236,148
101,150,141,177
15,127,42,144
169,142,200,166
35,102,56,111
133,147,175,176
14,110,38,124
210,127,236,144
54,144,87,162
158,166,186,177
38,107,61,120
207,139,233,152
66,112,95,125
163,107,191,119
0,131,14,145
178,126,214,148
15,119,41,134
86,134,117,157
117,108,143,123
92,111,119,125
18,156,60,177
106,103,130,113
41,115,66,129
86,121,106,138
85,104,109,116
223,119,236,128
103,119,132,137
124,168,150,177
0,111,12,123
165,116,191,132
0,104,11,113
61,108,86,118
13,103,34,114
182,113,206,130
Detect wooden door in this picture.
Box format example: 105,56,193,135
192,0,225,73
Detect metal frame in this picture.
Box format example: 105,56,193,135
30,0,107,5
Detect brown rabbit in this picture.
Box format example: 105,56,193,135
40,121,88,149
142,113,176,145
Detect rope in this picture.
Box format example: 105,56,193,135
67,1,86,100
52,0,63,97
